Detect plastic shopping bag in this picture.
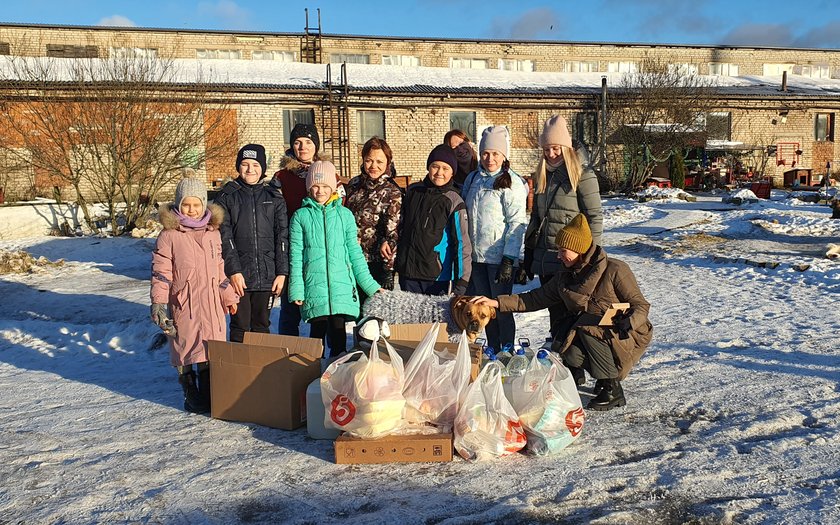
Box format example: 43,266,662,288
403,324,472,432
508,353,584,455
454,361,527,461
320,339,406,439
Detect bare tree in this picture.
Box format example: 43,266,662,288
604,58,718,191
0,47,238,235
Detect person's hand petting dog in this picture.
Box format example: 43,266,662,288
470,295,499,309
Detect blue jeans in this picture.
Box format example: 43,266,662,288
467,262,515,352
277,287,301,336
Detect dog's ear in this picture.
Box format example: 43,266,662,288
487,305,497,320
449,296,469,330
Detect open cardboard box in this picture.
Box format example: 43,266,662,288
384,323,482,381
334,432,454,464
208,333,323,430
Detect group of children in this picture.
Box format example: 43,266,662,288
150,116,645,414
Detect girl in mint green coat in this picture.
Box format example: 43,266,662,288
289,161,382,357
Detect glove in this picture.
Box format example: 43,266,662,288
494,256,515,284
381,271,395,291
514,248,535,285
150,303,177,338
613,312,633,340
452,279,468,296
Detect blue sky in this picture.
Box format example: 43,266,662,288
2,0,840,48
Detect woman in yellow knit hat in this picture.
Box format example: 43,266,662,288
472,213,653,411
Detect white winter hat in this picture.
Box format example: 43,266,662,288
479,125,511,159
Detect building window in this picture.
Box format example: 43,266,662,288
449,57,488,69
564,60,598,73
252,50,296,62
708,62,739,76
796,64,830,79
46,44,99,58
449,111,477,143
815,113,835,142
573,113,598,146
706,112,732,141
762,63,794,76
498,58,535,72
196,49,242,59
283,109,316,148
607,61,638,73
0,42,11,56
330,53,369,64
110,47,158,59
358,110,385,142
381,55,420,67
667,63,698,75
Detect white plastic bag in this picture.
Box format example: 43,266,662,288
320,339,406,439
402,324,472,432
454,361,527,461
509,353,584,455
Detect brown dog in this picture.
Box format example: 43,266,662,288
449,295,496,343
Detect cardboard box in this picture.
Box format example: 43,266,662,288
334,433,454,464
208,333,323,430
384,323,482,381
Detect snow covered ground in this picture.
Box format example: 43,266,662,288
1,192,838,524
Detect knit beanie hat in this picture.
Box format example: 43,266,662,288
479,125,510,159
175,177,207,210
539,115,573,148
290,123,320,153
236,144,267,176
426,144,458,174
306,160,338,192
555,213,592,254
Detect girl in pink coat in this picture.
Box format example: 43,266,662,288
151,178,240,413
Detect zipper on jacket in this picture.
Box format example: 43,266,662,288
251,188,261,288
323,205,333,316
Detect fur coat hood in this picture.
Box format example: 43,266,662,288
158,202,225,231
277,151,331,174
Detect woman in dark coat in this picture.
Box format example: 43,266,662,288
474,213,653,411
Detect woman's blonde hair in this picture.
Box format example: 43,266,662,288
533,145,582,194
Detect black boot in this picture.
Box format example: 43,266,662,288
592,378,606,397
587,378,626,411
178,368,208,413
196,363,211,413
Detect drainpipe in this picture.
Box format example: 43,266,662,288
600,76,608,179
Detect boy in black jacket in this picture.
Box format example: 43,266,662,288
215,144,289,342
395,144,472,296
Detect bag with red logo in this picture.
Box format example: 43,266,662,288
453,361,527,461
320,339,406,439
508,352,584,455
402,323,472,432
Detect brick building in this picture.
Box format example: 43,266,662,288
0,21,838,200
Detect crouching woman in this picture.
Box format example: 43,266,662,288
472,213,652,411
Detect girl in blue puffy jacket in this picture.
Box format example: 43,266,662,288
461,126,528,352
288,161,383,358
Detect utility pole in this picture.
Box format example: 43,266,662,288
600,76,608,179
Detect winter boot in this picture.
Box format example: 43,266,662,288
196,363,211,413
178,368,208,414
587,378,626,411
592,378,607,397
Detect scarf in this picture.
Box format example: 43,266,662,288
173,208,211,229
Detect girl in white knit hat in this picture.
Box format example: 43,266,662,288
151,177,240,413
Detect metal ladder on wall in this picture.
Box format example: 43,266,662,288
300,8,321,64
322,63,352,181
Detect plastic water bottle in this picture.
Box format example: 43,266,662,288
506,347,529,378
519,337,534,359
481,346,497,369
496,344,513,366
536,349,552,369
482,354,503,376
